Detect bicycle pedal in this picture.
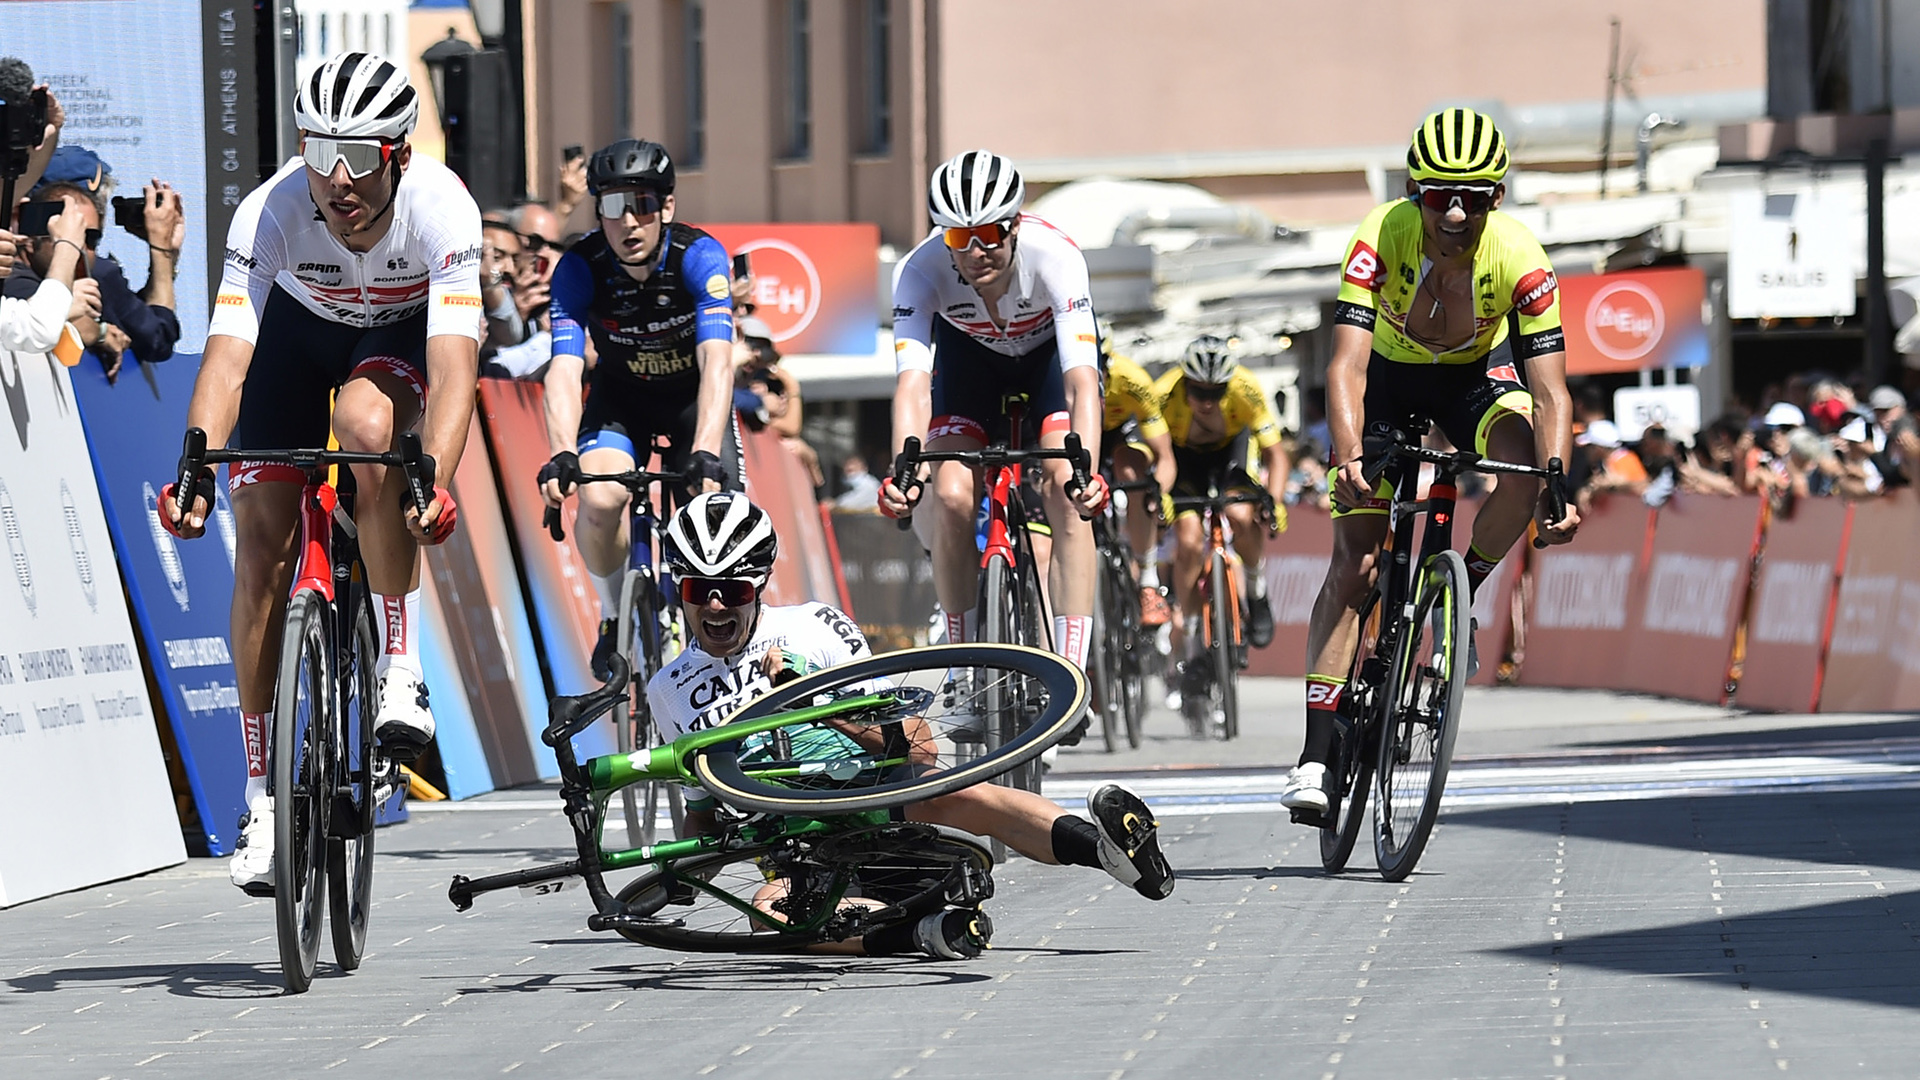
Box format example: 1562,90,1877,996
239,880,275,899
1288,808,1332,829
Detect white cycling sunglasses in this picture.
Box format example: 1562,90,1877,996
301,137,397,180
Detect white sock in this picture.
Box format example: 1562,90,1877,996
590,568,623,620
1250,564,1267,599
1139,562,1160,589
374,589,423,678
1054,615,1093,670
241,711,269,806
945,610,967,645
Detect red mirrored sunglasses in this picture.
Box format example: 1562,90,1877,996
1414,185,1497,215
678,576,758,606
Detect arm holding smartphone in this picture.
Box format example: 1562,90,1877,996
556,145,588,222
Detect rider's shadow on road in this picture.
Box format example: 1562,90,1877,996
1176,865,1328,880
5,962,285,1000
429,957,999,995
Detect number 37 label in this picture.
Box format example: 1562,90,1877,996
518,879,578,898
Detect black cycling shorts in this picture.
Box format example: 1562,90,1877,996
928,317,1069,446
1333,349,1534,518
577,371,742,491
229,286,429,484
1170,429,1260,516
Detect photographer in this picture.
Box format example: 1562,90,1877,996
34,159,185,375
0,56,62,211
0,191,100,353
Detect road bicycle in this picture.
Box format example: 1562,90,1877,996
170,428,423,993
1089,477,1157,751
1170,485,1277,742
447,643,1088,953
887,401,1093,796
543,462,688,848
1309,421,1565,882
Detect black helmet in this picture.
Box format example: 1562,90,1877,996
587,138,675,196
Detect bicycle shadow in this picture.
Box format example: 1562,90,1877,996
1176,865,1329,881
4,961,286,1000
429,956,995,995
381,846,576,862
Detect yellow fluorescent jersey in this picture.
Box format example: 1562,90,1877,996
1333,200,1564,365
1102,353,1169,439
1153,367,1282,453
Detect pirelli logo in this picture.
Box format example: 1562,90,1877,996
441,294,483,308
215,292,246,307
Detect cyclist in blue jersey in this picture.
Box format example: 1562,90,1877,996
537,137,741,669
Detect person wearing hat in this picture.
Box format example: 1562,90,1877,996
1868,385,1919,487
1572,418,1649,509
1834,414,1887,498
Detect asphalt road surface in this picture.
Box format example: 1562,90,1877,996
8,679,1920,1079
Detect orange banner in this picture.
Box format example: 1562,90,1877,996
1516,495,1654,688
1738,499,1851,712
1618,493,1764,704
1819,492,1920,712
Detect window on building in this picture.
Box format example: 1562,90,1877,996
319,13,329,55
610,2,632,139
778,0,811,160
361,14,371,52
683,0,706,167
296,13,306,57
856,0,891,155
383,14,394,57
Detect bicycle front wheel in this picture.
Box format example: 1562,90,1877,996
273,590,332,994
327,581,377,971
614,568,685,846
1209,551,1239,741
1320,586,1382,874
690,644,1088,816
1373,549,1470,882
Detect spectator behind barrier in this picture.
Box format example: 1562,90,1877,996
833,452,881,512
3,186,103,354
1572,419,1648,511
480,208,558,379
1869,385,1918,486
0,56,63,209
33,165,186,377
733,316,822,488
1834,415,1887,499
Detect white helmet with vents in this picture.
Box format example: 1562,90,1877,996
664,492,778,586
927,149,1024,228
1180,335,1237,386
295,52,419,141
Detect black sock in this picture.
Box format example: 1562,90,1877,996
1051,815,1104,868
1464,543,1501,600
1302,676,1343,766
862,919,918,956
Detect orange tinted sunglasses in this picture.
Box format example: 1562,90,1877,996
942,222,1013,251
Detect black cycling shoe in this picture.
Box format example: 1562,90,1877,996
914,907,993,959
1247,594,1275,649
1088,784,1175,899
590,617,619,680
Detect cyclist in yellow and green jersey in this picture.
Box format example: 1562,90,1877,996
1154,337,1289,691
1100,346,1177,624
1281,107,1580,819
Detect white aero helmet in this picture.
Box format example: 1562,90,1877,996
1180,335,1237,386
928,149,1024,228
664,492,779,587
295,52,419,141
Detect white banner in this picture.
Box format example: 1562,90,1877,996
0,348,184,907
1727,188,1858,320
1613,385,1702,442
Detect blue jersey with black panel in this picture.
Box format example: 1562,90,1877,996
549,220,735,386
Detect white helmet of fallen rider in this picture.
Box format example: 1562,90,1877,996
927,149,1024,228
295,51,419,141
1180,335,1237,386
664,492,779,587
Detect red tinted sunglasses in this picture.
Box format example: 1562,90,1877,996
942,221,1013,251
1414,185,1497,215
679,576,758,606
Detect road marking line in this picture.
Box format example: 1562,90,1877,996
363,1037,390,1050
541,1043,563,1053
74,1002,101,1014
134,1053,167,1066
21,1024,45,1035
400,1013,428,1027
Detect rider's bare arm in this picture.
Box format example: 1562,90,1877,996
690,337,735,459
542,351,587,456
1522,348,1579,540
1326,323,1374,503
169,333,257,532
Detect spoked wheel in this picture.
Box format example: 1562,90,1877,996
690,644,1088,816
613,568,684,847
1208,552,1239,741
1374,549,1470,882
1320,587,1382,874
327,584,378,971
274,590,332,994
980,556,1053,796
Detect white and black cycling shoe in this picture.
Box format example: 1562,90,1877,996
229,794,275,896
375,670,435,763
1089,784,1175,900
1279,762,1330,815
913,907,993,959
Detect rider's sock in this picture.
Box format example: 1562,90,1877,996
374,589,423,678
1249,564,1268,599
590,568,623,621
1302,674,1345,766
1053,615,1093,670
944,610,967,645
1139,562,1161,589
1049,814,1104,868
1464,542,1502,600
1182,615,1202,658
241,711,269,806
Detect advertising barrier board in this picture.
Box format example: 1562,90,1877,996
1517,496,1653,688
1819,493,1920,712
1738,498,1850,712
702,224,879,356
1620,493,1763,704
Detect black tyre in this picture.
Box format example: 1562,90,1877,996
1009,543,1053,791
1091,559,1120,754
1374,550,1470,882
613,568,685,847
273,590,331,994
1209,552,1239,741
328,582,378,971
689,644,1088,816
1320,587,1382,874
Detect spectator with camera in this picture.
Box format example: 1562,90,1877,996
3,184,102,353
0,57,62,210
733,316,822,487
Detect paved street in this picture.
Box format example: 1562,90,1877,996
8,681,1920,1079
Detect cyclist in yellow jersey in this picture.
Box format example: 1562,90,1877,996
1155,336,1289,684
1100,347,1177,624
1281,108,1579,818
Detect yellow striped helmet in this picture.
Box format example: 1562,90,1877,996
1407,108,1509,184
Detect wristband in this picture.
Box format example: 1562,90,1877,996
148,243,180,258
53,238,85,258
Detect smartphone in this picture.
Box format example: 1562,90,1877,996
111,195,150,240
17,199,59,237
562,144,584,163
731,251,751,279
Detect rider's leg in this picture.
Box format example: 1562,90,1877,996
1169,511,1205,657
927,430,986,643
908,784,1065,863
1110,444,1155,569
1299,514,1390,762
1039,420,1094,670
575,444,641,604
228,480,303,802
908,782,1173,898
1225,501,1264,595
1463,411,1540,598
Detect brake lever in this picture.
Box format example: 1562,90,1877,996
1534,457,1568,549
888,436,923,532
175,427,207,519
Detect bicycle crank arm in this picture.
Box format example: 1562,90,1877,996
448,861,583,911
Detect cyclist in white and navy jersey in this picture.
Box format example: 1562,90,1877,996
160,52,482,893
648,493,1173,957
877,149,1109,681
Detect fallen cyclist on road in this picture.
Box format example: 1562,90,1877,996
646,492,1175,957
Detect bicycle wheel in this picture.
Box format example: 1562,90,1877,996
1090,557,1120,754
690,644,1088,816
1209,551,1239,741
1008,543,1054,791
273,590,332,994
327,581,377,971
612,568,685,846
1374,549,1470,882
1320,587,1382,874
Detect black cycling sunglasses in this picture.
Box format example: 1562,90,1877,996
1414,184,1497,215
1186,381,1229,403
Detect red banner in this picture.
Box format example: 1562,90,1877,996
1618,493,1764,704
1243,506,1334,677
1738,499,1851,712
738,425,838,607
1559,267,1709,375
701,224,879,355
1819,493,1920,712
1516,496,1654,688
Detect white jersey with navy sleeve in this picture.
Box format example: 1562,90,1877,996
890,213,1098,376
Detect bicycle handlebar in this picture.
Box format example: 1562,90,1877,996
1357,433,1568,549
541,650,632,749
541,467,687,542
886,434,1096,531
173,427,431,520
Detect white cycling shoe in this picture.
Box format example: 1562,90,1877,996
229,794,275,896
1278,762,1331,815
375,670,435,763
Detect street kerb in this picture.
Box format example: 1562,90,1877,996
1620,492,1764,704
1821,491,1920,711
1245,505,1333,677
1737,497,1850,712
1516,495,1653,688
